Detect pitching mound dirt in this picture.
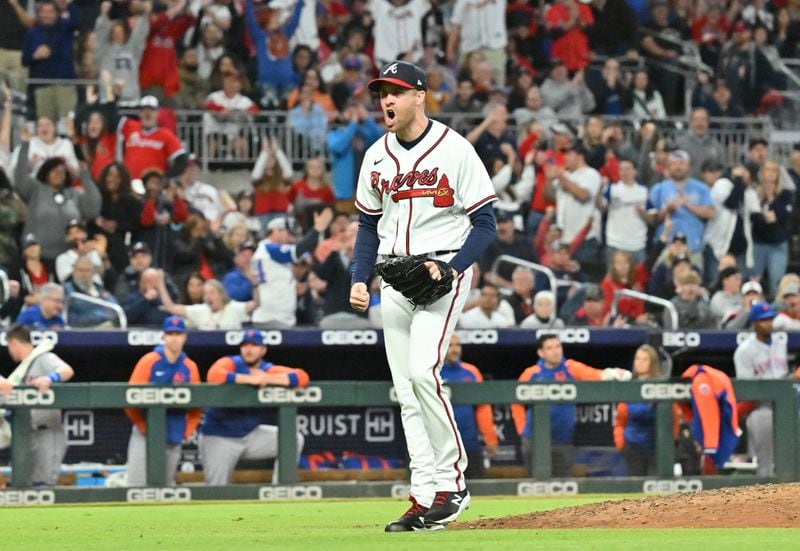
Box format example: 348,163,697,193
459,483,800,529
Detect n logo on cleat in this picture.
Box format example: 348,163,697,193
451,494,464,508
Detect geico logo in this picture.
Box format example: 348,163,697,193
125,387,192,405
640,383,692,400
517,481,579,496
258,486,323,500
321,330,378,345
258,386,322,403
0,490,56,506
126,488,192,502
662,332,701,347
455,329,498,344
128,331,164,346
0,389,55,405
390,484,411,499
643,479,703,493
0,331,58,347
225,330,283,346
516,384,577,401
535,328,590,343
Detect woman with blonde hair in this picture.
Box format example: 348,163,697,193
750,160,792,298
158,275,257,330
614,344,671,475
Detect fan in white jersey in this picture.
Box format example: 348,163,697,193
349,61,497,532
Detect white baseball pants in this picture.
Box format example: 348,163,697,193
381,266,471,508
126,427,182,487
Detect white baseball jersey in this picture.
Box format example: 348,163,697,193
605,181,650,252
355,119,497,256
251,240,299,326
450,0,508,53
369,0,430,64
553,165,602,243
733,332,789,380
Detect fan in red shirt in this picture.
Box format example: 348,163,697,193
250,137,293,216
138,0,195,100
545,0,594,71
289,157,334,210
600,250,649,324
120,96,186,179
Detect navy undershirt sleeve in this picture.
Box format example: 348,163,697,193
449,204,497,274
351,212,381,285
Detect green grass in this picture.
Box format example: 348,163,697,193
3,497,799,550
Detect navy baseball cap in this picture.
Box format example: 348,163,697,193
368,61,428,92
162,315,187,333
240,329,264,346
748,301,777,323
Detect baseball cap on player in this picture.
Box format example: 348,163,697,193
748,301,776,322
240,329,265,346
162,315,187,333
368,61,428,92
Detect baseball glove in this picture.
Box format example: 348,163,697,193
377,255,454,307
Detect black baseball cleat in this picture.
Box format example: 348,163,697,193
423,489,471,528
384,497,428,532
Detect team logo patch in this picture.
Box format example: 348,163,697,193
173,372,186,384
384,63,398,75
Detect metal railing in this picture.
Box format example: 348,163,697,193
611,289,679,330
63,294,127,329
1,380,797,493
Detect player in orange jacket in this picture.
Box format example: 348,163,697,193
125,315,201,486
678,364,740,474
511,333,630,476
199,329,309,485
439,334,499,479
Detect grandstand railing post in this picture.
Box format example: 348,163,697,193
10,407,32,487
654,401,675,478
773,384,798,482
145,407,167,486
531,403,552,479
276,406,298,484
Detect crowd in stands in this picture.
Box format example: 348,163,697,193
2,0,800,331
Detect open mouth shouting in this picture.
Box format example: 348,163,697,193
385,108,397,126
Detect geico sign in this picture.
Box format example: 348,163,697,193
321,330,378,345
516,384,577,401
641,383,692,400
0,490,55,506
455,329,498,344
517,481,579,496
643,479,702,493
389,386,450,403
128,331,163,346
126,488,192,502
0,331,58,347
259,486,323,500
258,386,322,403
535,328,590,343
125,388,191,405
225,330,283,346
0,389,54,405
662,332,700,347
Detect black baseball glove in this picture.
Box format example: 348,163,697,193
376,255,455,307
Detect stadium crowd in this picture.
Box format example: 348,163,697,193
1,0,800,332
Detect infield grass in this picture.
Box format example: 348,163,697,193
3,497,798,550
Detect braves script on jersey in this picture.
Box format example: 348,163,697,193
355,119,496,256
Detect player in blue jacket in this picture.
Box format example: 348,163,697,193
439,334,498,479
200,329,309,485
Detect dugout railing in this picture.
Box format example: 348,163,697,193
0,380,797,503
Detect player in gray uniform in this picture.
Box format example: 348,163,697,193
733,301,789,476
0,324,74,485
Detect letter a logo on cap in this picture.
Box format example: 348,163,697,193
385,63,398,75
